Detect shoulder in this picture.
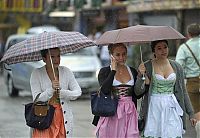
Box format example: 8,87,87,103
32,66,45,74
169,59,182,67
99,66,111,73
177,43,187,52
169,59,183,72
59,66,73,74
128,66,137,74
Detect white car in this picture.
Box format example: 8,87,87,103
26,25,60,34
3,34,101,97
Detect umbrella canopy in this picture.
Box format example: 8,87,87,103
1,31,96,65
96,25,185,45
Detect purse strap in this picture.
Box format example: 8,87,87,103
185,43,200,67
33,93,41,103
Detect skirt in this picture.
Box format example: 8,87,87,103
32,104,66,138
144,94,184,138
95,97,139,138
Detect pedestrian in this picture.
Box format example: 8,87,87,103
176,23,200,138
99,46,110,66
135,40,196,138
92,43,144,138
30,47,82,138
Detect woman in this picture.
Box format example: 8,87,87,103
30,47,82,138
92,43,143,138
135,40,196,137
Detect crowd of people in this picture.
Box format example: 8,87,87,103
29,23,200,138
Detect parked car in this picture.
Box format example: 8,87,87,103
3,34,44,97
3,34,101,97
26,25,60,34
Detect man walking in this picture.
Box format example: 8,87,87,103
176,23,200,138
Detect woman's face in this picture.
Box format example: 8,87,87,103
44,48,60,68
154,41,169,59
112,44,127,65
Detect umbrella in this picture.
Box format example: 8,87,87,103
96,25,185,45
1,31,96,80
96,25,185,81
1,31,96,65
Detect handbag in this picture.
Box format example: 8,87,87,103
185,43,200,93
24,93,55,130
90,87,118,117
138,117,145,132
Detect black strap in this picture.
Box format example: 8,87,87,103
184,43,200,67
33,93,41,103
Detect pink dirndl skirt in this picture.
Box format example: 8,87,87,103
95,97,139,138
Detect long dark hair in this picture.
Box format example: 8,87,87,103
150,40,168,52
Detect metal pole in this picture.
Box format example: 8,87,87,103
140,46,145,81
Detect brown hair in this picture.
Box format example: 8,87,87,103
108,43,127,55
187,23,200,37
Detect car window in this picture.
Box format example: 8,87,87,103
7,38,26,50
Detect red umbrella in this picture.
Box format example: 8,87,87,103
96,25,185,45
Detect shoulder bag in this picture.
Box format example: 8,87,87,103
90,87,118,117
185,43,200,93
24,93,55,130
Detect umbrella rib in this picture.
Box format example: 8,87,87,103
114,29,122,44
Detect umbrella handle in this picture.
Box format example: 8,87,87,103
140,46,145,81
48,49,56,80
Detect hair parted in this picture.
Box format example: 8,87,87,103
108,43,127,55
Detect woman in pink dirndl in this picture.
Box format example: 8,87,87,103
92,43,144,138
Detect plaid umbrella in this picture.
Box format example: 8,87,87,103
96,25,185,45
1,31,96,65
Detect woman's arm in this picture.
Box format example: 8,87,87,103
59,67,82,100
134,62,150,96
178,64,195,118
98,67,116,95
30,69,54,102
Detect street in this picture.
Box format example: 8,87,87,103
0,74,95,138
0,73,196,138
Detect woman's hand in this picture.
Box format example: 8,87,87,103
52,78,60,90
111,55,117,70
138,63,146,75
190,117,197,127
138,63,150,85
